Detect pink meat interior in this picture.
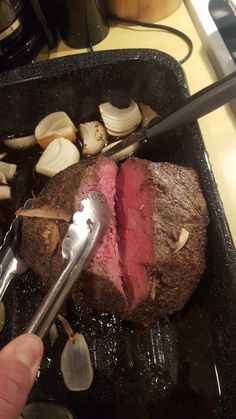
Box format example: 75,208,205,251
75,158,124,294
116,159,154,307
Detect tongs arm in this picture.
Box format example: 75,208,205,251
26,192,110,339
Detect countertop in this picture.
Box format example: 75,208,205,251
50,2,236,246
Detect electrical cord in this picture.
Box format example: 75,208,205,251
94,15,193,64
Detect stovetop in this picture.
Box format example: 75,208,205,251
185,0,236,116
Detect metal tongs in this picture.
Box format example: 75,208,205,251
0,192,109,339
0,199,33,300
25,191,110,339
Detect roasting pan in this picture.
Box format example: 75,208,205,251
0,49,235,419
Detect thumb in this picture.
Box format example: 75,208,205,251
0,334,43,419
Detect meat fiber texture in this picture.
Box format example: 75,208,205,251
21,157,209,325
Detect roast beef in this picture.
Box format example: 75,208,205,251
21,157,209,325
21,157,127,316
116,158,209,325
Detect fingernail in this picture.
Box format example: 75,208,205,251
15,335,43,372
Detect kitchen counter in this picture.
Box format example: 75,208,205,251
50,2,236,246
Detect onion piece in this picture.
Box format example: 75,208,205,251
79,121,107,156
99,100,142,137
0,161,17,180
0,153,7,160
35,137,80,177
16,206,71,222
61,333,94,391
101,140,139,161
0,302,6,333
174,228,190,253
35,112,77,149
0,185,11,200
139,102,158,127
4,135,36,149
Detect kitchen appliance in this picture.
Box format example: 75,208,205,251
185,0,236,116
0,0,58,72
0,49,235,418
55,0,109,48
0,0,45,71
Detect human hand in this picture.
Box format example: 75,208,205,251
0,334,43,419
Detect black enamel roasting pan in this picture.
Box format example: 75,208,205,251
0,49,235,419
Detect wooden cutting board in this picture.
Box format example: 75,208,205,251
105,0,183,22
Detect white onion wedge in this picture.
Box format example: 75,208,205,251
61,333,94,391
4,135,36,149
79,121,107,156
0,185,11,200
139,102,158,127
0,161,17,180
99,100,142,137
35,137,80,178
101,140,139,161
35,112,77,149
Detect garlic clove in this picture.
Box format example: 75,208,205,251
101,140,140,161
4,135,36,149
35,137,80,178
61,333,94,391
139,102,158,127
35,112,77,149
99,100,142,137
0,161,16,180
79,121,107,156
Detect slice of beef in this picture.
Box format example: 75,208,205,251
21,157,127,316
116,158,209,325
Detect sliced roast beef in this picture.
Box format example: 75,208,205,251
21,157,127,316
116,158,209,325
21,156,209,325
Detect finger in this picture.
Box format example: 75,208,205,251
0,334,43,419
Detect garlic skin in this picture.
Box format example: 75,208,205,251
79,121,107,156
4,135,36,149
174,228,190,253
139,103,158,127
61,333,94,392
99,100,142,137
35,112,77,149
101,140,140,161
35,137,80,177
0,301,6,332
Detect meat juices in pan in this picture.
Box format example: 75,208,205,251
21,157,209,325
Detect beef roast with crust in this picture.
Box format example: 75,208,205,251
21,157,127,317
116,158,209,325
21,157,209,325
